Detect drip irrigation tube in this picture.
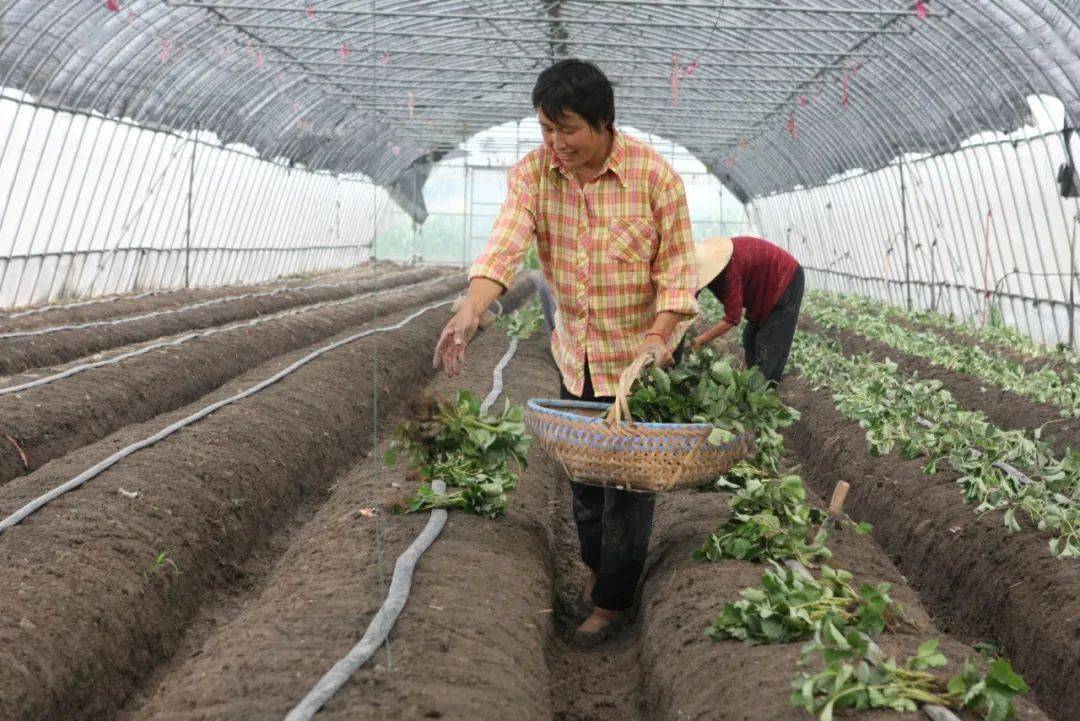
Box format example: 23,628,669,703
284,332,523,721
0,274,406,339
0,299,455,535
0,276,450,396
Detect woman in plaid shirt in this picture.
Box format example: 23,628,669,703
434,59,698,645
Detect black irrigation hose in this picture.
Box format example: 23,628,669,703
0,299,455,535
284,330,524,721
0,276,449,396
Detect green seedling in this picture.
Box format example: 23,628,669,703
143,551,180,582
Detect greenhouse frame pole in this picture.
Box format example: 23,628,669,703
900,153,911,311
185,129,197,289
1071,213,1078,349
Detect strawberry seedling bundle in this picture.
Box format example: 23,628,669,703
385,390,530,518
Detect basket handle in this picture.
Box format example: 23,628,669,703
605,350,658,429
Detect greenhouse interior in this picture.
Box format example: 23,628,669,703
0,2,1079,721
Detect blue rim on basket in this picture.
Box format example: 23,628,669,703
525,398,752,454
527,397,715,427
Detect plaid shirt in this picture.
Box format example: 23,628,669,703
470,129,698,396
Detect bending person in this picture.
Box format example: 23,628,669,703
692,235,804,385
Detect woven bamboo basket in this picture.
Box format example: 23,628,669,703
525,353,756,492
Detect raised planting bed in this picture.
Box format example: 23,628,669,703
123,328,559,721
0,262,386,333
808,290,1080,378
115,331,1057,721
800,317,1080,461
0,273,466,485
0,277,534,721
0,265,446,376
782,372,1080,721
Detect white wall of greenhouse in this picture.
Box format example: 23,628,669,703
752,96,1080,349
0,92,389,308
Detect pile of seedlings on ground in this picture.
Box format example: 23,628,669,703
707,563,903,645
790,328,1080,558
694,473,836,565
385,389,530,518
695,463,1030,720
794,632,1029,721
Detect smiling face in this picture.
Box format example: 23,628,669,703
538,108,611,172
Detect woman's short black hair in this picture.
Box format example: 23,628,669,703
532,59,615,132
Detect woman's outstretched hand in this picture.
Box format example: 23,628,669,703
433,304,481,377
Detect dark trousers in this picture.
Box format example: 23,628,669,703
742,265,804,385
559,365,654,611
557,346,681,612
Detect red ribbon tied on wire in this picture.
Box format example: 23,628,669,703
670,54,682,109
106,0,120,12
669,54,701,109
915,1,929,19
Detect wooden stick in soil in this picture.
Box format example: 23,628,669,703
826,480,850,527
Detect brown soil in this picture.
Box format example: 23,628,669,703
0,273,465,486
124,327,560,721
799,317,1080,458
0,283,521,721
780,372,1080,721
0,261,395,333
109,334,1054,720
0,265,442,377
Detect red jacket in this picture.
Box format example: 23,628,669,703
705,236,799,325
